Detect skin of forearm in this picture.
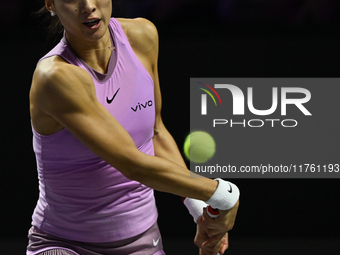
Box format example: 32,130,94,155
152,125,187,168
125,150,218,201
146,125,218,200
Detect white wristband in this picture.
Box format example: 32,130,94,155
205,178,240,210
183,197,207,223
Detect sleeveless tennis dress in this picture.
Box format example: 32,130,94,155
27,18,165,255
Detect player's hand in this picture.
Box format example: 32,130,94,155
195,216,229,255
202,200,239,237
200,232,229,255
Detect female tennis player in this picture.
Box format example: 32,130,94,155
27,1,239,254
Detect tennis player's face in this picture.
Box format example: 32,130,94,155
47,0,112,41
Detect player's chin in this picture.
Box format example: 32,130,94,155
82,27,108,41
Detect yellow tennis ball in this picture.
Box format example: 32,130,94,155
183,131,216,163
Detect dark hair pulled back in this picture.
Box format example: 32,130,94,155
35,2,64,37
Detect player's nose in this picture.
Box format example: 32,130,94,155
81,0,96,14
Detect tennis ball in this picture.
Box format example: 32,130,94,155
183,131,216,163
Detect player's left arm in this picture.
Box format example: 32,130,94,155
125,18,232,254
149,33,188,168
137,21,187,167
140,20,236,255
121,17,187,167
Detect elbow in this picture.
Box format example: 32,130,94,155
114,149,149,183
123,167,153,188
122,168,143,183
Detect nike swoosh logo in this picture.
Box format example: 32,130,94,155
106,88,120,104
153,238,160,246
227,183,232,193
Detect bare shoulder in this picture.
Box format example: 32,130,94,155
30,56,97,120
30,56,97,134
33,56,92,88
116,18,158,54
31,56,94,103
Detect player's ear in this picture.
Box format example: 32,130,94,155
45,0,55,14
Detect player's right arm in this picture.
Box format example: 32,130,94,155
30,56,218,201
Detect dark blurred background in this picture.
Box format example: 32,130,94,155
2,0,340,254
